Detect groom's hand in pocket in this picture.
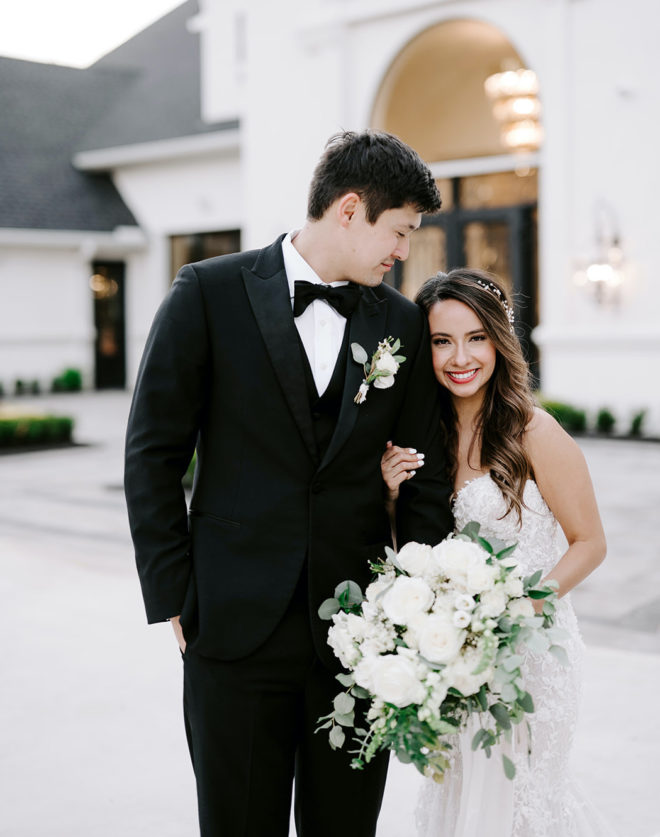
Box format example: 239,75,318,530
169,614,186,654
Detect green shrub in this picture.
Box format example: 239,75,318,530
14,379,26,396
629,410,647,437
0,415,74,448
51,368,82,392
539,399,587,433
595,408,616,435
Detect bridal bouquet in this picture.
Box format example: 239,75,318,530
316,523,566,781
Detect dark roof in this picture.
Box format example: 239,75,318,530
78,0,237,153
0,57,138,231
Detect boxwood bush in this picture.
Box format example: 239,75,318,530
0,415,74,448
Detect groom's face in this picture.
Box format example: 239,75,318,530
341,201,421,287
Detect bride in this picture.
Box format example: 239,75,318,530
381,268,616,836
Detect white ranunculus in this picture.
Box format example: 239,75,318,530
373,351,399,389
454,593,476,612
444,647,492,696
477,588,508,618
381,576,434,625
508,597,535,620
453,610,471,628
396,542,434,577
504,574,524,598
370,654,426,707
417,614,465,664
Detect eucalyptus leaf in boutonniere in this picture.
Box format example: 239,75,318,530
352,337,406,405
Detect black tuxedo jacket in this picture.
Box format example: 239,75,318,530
124,235,453,664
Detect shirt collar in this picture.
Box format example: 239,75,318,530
282,230,348,302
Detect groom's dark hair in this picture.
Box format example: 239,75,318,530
307,130,442,224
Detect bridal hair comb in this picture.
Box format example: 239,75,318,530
475,279,515,333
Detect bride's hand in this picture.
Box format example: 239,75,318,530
381,441,425,501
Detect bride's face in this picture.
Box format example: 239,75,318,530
427,299,496,402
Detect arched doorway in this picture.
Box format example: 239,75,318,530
372,18,540,380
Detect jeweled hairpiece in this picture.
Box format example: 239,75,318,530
475,279,515,333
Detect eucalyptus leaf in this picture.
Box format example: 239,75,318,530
523,630,550,654
318,597,340,620
351,342,369,365
489,703,512,730
502,654,523,672
549,644,570,667
390,338,401,354
393,354,406,363
471,727,489,751
476,685,488,712
528,589,553,599
333,693,356,715
351,685,370,700
477,536,494,554
329,726,346,749
335,673,354,688
495,543,518,560
500,682,518,703
525,570,543,589
334,711,355,727
517,691,535,713
460,521,481,540
502,754,516,780
334,579,364,604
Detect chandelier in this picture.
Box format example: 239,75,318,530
484,68,543,152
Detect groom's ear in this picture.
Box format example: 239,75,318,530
336,192,362,227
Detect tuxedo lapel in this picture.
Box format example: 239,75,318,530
242,246,317,462
319,287,388,469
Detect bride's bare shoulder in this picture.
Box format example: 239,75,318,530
524,406,583,464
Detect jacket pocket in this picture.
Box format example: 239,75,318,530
188,508,241,528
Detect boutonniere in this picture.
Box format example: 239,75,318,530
352,337,406,405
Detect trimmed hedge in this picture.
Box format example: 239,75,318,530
539,399,587,433
0,415,74,448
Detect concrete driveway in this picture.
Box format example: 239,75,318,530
2,392,659,836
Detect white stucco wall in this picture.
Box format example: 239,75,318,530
0,243,97,392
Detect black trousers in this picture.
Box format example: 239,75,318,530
182,573,389,836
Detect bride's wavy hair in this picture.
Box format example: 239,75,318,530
415,268,536,523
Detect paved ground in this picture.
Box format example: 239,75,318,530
1,392,659,836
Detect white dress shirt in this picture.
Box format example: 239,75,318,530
282,231,349,395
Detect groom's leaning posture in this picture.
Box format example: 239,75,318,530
124,130,454,837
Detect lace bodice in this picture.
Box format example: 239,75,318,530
453,475,564,578
415,476,615,837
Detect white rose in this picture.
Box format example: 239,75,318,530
373,351,399,389
508,597,535,620
365,575,394,604
504,574,524,598
432,539,486,589
354,654,379,692
477,588,508,618
370,654,426,707
444,647,492,696
465,561,499,596
417,614,465,664
396,542,434,577
381,576,434,625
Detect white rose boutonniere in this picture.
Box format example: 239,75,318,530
352,337,406,404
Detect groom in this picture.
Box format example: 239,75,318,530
124,130,454,836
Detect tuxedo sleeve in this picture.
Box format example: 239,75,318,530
393,310,454,547
124,264,210,623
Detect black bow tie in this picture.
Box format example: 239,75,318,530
293,280,362,319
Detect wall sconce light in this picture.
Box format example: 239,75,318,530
484,68,543,152
573,203,626,305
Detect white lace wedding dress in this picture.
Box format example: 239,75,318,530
415,475,617,837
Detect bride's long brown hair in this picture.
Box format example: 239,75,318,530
416,268,536,523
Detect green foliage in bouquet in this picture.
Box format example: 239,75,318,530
316,524,566,782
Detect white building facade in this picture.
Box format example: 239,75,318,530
2,0,658,432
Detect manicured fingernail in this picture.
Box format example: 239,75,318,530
408,448,417,454
417,453,425,461
409,470,416,477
